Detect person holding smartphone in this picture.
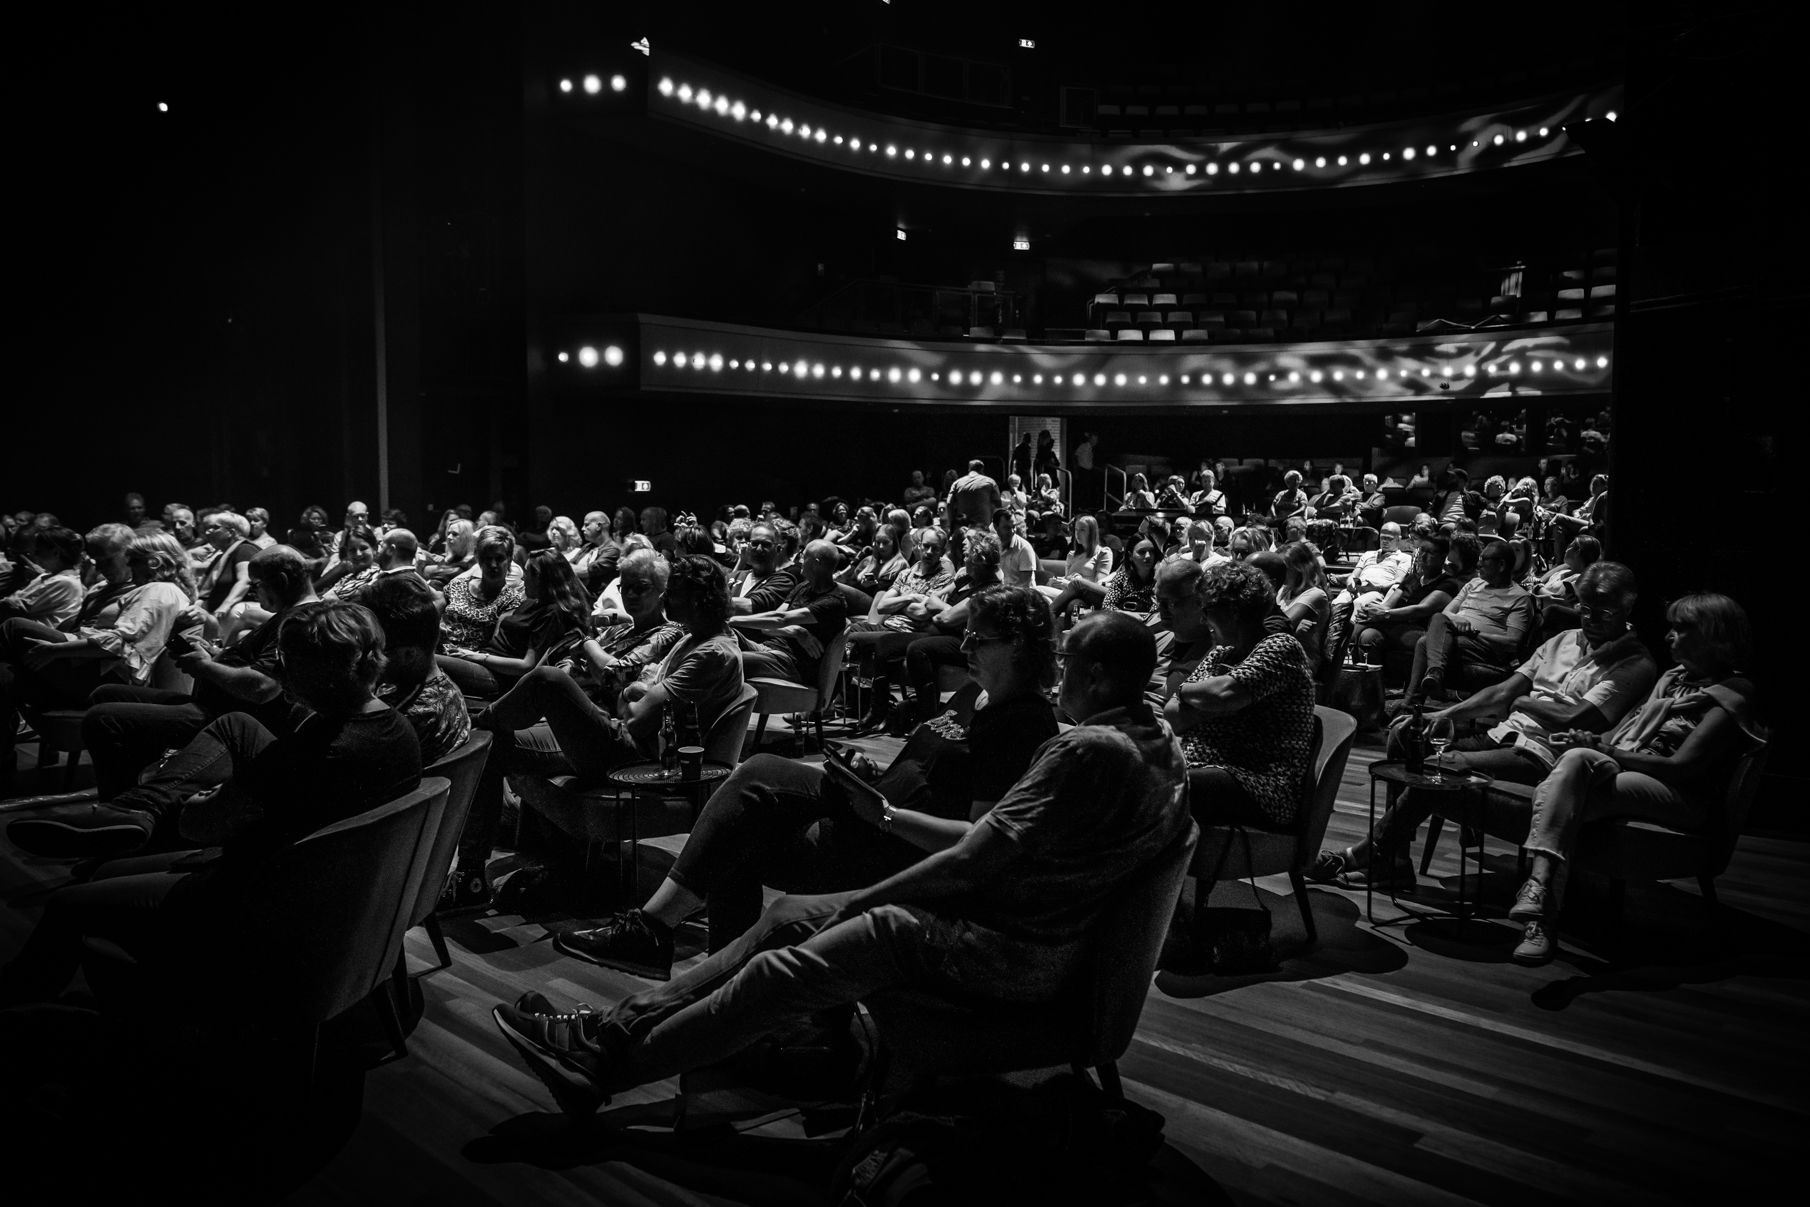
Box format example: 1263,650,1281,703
553,584,1059,980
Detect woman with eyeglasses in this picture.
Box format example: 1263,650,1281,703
549,585,1058,979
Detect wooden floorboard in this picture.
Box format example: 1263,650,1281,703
3,727,1806,1203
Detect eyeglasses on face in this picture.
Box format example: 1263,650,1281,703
960,630,1011,651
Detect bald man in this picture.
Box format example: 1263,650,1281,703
729,538,850,687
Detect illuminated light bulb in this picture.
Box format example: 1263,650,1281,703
652,350,667,366
583,74,602,95
1375,368,1387,380
1250,162,1263,174
831,366,842,378
674,352,688,368
1358,152,1371,165
1382,151,1391,160
1597,355,1609,368
1315,156,1326,168
1138,374,1148,384
1227,162,1240,174
1486,364,1495,374
1402,147,1415,160
1032,373,1043,384
908,367,922,382
1100,164,1113,176
942,153,952,164
558,79,573,94
696,89,712,108
730,359,741,370
798,123,812,138
1292,158,1304,170
1606,110,1617,121
1449,144,1456,151
732,101,746,120
713,95,728,114
1332,369,1343,381
1221,372,1234,386
1061,164,1070,173
888,367,902,383
1287,370,1301,383
1425,145,1435,156
1083,164,1091,173
1421,368,1431,377
980,158,991,169
780,118,794,134
766,114,778,129
1508,361,1520,374
750,109,763,123
1354,369,1366,379
1243,372,1256,385
760,361,772,372
1515,130,1526,143
1072,373,1085,386
961,156,971,166
745,361,756,372
1539,126,1549,137
1530,361,1544,372
693,352,706,370
848,139,861,151
1114,373,1127,386
1575,358,1587,371
1180,374,1191,384
704,354,721,372
991,371,1004,385
1093,373,1107,386
904,148,914,159
1310,370,1323,382
1013,374,1022,383
556,351,569,363
1140,163,1152,177
947,370,963,386
1463,364,1475,377
604,345,624,367
1268,374,1276,382
1337,155,1348,166
885,144,897,157
1041,163,1050,172
1020,162,1031,172
677,83,692,102
1440,365,1452,377
1493,133,1504,145
774,360,787,373
1471,140,1479,147
1184,163,1196,175
1159,374,1169,384
809,362,823,377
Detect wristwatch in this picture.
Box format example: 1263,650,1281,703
880,801,897,833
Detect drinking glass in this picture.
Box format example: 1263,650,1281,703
1426,716,1456,783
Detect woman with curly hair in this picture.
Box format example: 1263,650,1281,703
551,584,1059,978
1165,560,1316,827
444,554,745,912
2,528,199,785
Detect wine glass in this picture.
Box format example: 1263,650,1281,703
1426,715,1456,783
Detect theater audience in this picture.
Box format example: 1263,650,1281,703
1045,535,1159,622
443,554,743,911
1,531,195,789
0,600,423,1004
440,548,593,699
0,526,85,626
78,544,315,804
848,529,954,730
491,609,1185,1113
1352,537,1463,668
325,527,421,604
1278,540,1333,679
1404,537,1536,705
837,528,906,595
728,522,797,613
556,585,1059,975
363,572,472,766
1313,561,1655,891
1505,592,1762,964
1529,534,1602,637
1124,473,1158,510
1190,472,1228,518
1035,514,1111,606
897,532,1004,721
315,523,378,598
557,548,683,709
732,540,851,690
1271,471,1310,520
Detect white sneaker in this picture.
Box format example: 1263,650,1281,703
1513,920,1555,965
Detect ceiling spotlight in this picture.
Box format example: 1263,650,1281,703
1401,147,1414,160
1185,163,1196,175
582,74,602,94
1514,130,1526,142
558,79,572,93
1142,164,1154,176
731,101,746,120
611,74,627,93
658,77,674,96
1337,155,1348,166
962,156,971,166
1061,164,1070,174
1539,126,1550,137
1605,110,1617,122
1358,152,1371,165
677,83,692,102
1315,156,1326,168
908,368,922,382
1493,133,1504,145
942,153,952,164
1114,373,1127,386
652,350,667,366
1425,145,1436,156
557,350,569,362
577,345,599,367
1292,158,1304,170
1227,162,1240,174
603,345,624,367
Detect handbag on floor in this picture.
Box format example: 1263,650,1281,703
1197,825,1275,975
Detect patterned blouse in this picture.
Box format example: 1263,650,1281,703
1101,566,1156,613
441,575,525,650
1181,633,1316,825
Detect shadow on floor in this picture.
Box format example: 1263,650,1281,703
1154,886,1409,999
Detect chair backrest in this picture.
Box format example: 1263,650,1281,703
406,731,494,929
815,630,851,712
1706,742,1769,876
202,777,450,1028
704,682,759,768
1083,820,1200,1063
1296,705,1359,860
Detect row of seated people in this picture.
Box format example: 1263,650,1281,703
0,471,1763,1120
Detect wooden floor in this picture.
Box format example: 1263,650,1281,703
4,725,1807,1204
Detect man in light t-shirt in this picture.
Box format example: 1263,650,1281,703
992,508,1038,588
1405,537,1537,705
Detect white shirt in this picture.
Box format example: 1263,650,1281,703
999,533,1039,587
